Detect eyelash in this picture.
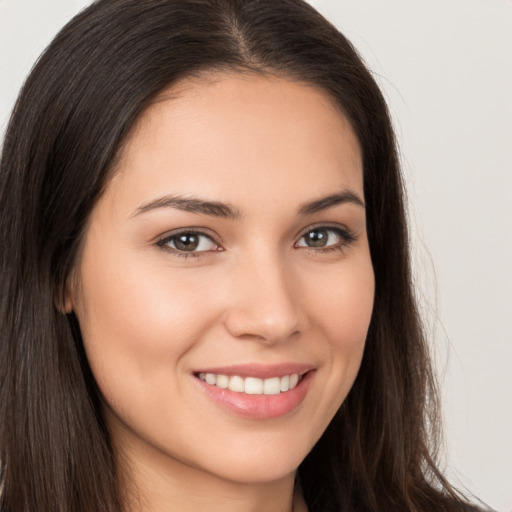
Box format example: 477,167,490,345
295,225,357,254
155,228,221,259
155,225,357,258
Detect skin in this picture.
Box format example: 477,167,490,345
67,74,375,512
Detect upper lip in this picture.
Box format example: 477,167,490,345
193,363,315,379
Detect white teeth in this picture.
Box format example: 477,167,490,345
245,377,263,394
263,377,281,395
198,373,302,394
216,374,229,389
228,375,244,393
280,375,290,392
289,374,299,389
205,373,216,385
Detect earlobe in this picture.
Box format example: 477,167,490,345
60,294,74,314
56,273,77,314
55,289,73,314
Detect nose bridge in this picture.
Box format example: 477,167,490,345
224,247,300,343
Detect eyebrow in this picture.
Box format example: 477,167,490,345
298,190,365,215
132,189,364,219
132,195,242,219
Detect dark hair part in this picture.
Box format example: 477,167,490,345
1,1,472,511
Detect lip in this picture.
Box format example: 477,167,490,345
193,364,316,419
193,363,315,379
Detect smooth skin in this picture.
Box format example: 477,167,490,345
67,74,375,512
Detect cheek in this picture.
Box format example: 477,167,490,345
305,257,374,398
309,257,374,349
73,248,219,402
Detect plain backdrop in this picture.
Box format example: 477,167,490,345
1,1,511,510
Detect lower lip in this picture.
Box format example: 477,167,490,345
195,371,314,419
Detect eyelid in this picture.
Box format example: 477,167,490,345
295,222,356,240
155,227,223,254
294,223,358,249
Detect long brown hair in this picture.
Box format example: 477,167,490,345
0,1,473,511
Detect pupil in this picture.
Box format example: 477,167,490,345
306,230,327,247
175,234,199,251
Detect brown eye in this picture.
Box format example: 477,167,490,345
158,232,219,253
302,229,329,247
173,233,200,251
295,227,356,251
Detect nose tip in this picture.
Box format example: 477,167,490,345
225,308,300,344
223,263,301,344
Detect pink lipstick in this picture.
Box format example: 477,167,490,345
193,363,315,419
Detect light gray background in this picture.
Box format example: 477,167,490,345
1,1,510,510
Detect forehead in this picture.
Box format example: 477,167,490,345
109,73,363,212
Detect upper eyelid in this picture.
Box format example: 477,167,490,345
156,227,222,245
295,222,353,240
296,226,355,245
155,231,221,257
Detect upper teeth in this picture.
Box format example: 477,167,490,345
198,373,300,395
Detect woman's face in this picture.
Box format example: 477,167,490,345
69,75,374,487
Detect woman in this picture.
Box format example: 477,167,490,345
0,1,488,511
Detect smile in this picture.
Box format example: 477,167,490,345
198,372,301,395
194,365,315,419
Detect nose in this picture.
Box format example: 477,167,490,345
223,252,301,344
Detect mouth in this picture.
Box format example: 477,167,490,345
196,372,304,395
193,364,315,419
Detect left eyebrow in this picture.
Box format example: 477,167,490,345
298,190,365,215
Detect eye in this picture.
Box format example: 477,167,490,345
157,231,220,254
295,227,355,250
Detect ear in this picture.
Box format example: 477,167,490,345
55,271,77,314
60,292,74,314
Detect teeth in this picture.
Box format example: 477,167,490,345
245,377,263,395
280,375,290,392
216,374,229,389
198,373,302,394
263,377,281,395
228,375,244,393
205,373,216,385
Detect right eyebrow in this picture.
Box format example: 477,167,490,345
297,190,365,215
131,195,243,220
